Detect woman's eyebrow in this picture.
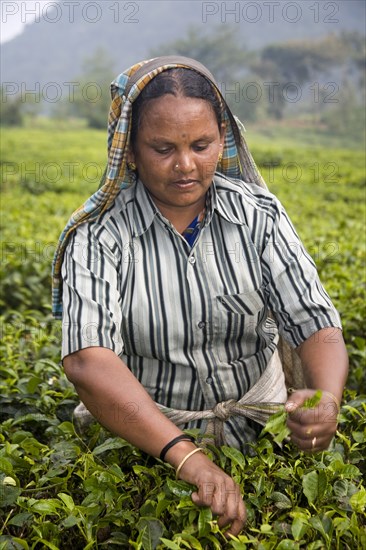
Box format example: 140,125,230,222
149,137,175,144
149,134,216,144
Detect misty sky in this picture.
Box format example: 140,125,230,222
1,0,365,44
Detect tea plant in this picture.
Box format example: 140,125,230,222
1,126,365,548
0,324,365,548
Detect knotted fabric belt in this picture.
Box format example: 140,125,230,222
73,350,288,446
155,350,287,446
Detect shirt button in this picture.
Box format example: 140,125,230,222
198,321,206,329
188,256,196,265
206,377,213,384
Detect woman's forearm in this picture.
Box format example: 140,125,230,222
63,346,195,466
296,327,349,402
63,346,247,535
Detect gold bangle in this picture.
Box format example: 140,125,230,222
322,390,341,412
176,448,203,479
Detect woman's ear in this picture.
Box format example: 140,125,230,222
127,148,135,164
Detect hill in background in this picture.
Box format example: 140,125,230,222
2,0,365,87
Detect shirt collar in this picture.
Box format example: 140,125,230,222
208,173,247,227
133,173,246,237
132,180,158,237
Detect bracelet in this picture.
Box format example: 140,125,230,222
159,434,195,461
176,448,204,479
322,390,341,412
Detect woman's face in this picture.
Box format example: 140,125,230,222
130,94,225,220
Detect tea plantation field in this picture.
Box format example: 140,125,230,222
1,126,365,548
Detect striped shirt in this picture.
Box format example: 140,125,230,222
61,174,341,448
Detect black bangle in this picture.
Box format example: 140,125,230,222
159,434,195,461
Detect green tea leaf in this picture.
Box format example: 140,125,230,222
159,538,181,550
302,471,327,505
57,492,75,511
92,437,126,455
333,479,349,499
30,498,63,515
180,533,204,549
62,515,80,528
263,410,287,433
136,517,164,550
0,537,29,550
202,533,222,549
262,410,290,443
276,540,299,550
167,478,194,498
221,446,245,467
270,491,292,509
273,424,291,444
0,484,21,507
26,375,43,393
352,431,365,443
7,513,33,528
349,487,366,512
301,390,323,409
291,516,308,540
32,540,59,550
0,457,13,475
198,507,212,537
310,514,332,538
328,460,360,478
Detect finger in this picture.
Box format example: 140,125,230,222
224,515,246,538
191,488,213,507
288,420,336,442
287,405,321,426
287,421,317,440
286,391,340,428
287,408,338,436
212,483,241,520
217,499,247,538
193,482,246,537
286,417,323,436
290,432,331,452
285,389,313,412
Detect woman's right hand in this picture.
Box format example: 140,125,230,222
64,348,246,536
171,445,247,538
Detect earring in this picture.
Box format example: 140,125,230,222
217,144,223,163
127,161,137,185
175,164,179,169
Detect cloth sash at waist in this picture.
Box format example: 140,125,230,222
156,350,287,446
73,350,288,446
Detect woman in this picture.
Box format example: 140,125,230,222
52,56,348,537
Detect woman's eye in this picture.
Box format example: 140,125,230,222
156,148,171,155
193,144,208,151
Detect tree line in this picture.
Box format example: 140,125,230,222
1,27,364,139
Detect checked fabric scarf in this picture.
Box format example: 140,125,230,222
51,55,267,319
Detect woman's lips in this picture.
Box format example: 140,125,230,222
172,179,199,189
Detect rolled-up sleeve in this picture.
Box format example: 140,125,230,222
61,221,123,359
261,198,342,348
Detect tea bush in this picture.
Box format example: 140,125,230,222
1,127,365,548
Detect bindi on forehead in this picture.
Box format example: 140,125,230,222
137,96,220,144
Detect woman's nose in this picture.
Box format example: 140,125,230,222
175,151,194,173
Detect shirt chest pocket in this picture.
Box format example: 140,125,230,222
215,287,267,339
217,287,266,316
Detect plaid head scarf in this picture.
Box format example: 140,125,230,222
52,55,267,318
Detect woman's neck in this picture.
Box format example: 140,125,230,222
153,200,206,234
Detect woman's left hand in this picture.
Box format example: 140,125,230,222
285,389,339,452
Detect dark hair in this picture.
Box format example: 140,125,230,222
130,68,223,146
